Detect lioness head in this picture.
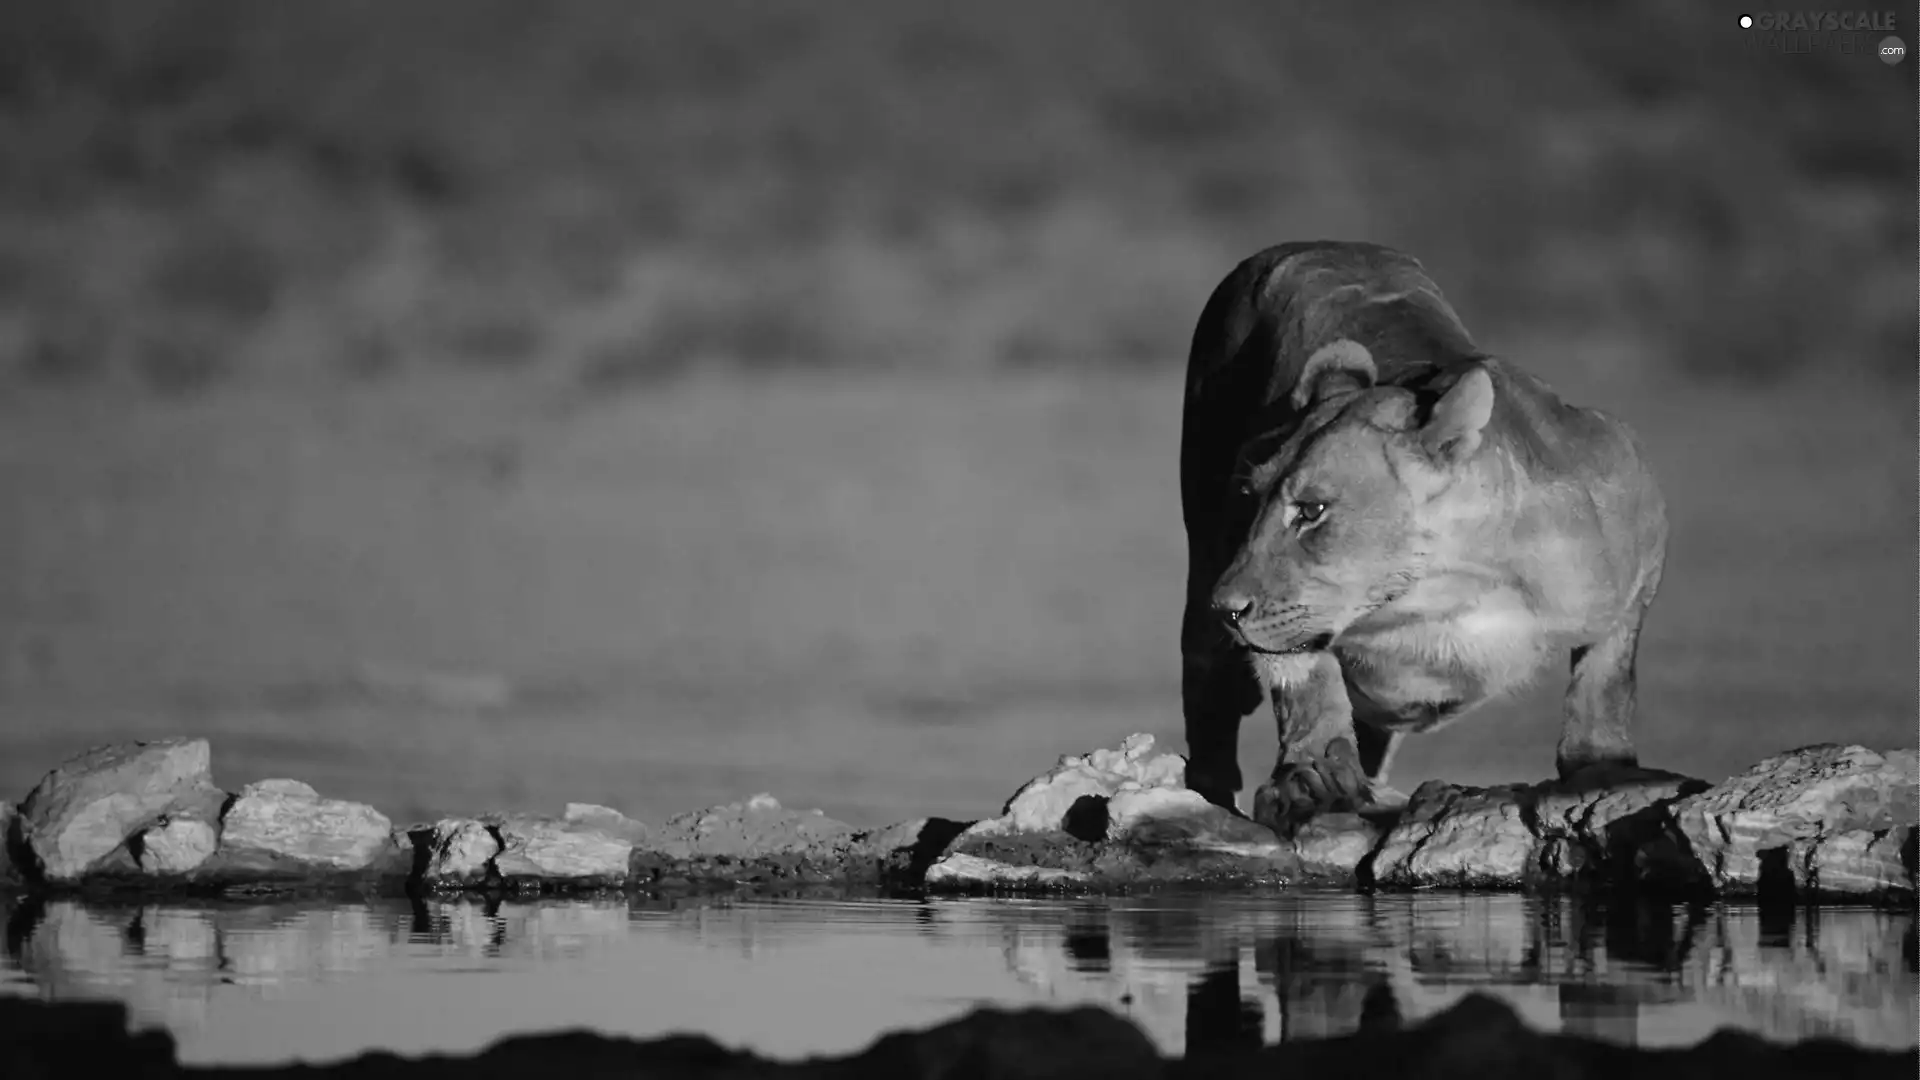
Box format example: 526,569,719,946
1212,338,1497,656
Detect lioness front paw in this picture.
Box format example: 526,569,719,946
1252,739,1370,837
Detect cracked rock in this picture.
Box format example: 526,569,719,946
15,739,227,882
1636,744,1918,901
1369,770,1703,890
492,816,631,884
219,779,399,872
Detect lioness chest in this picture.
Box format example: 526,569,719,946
1331,591,1556,732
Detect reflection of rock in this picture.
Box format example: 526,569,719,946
216,780,400,873
1369,769,1703,889
14,740,226,882
132,816,219,875
1637,745,1919,901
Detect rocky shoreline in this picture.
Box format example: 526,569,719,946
2,735,1913,903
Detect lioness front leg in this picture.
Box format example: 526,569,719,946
1251,651,1370,836
1182,605,1266,811
1556,616,1645,781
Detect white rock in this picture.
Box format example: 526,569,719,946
221,779,395,870
493,818,631,881
925,853,1090,888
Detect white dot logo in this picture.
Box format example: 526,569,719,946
1880,35,1907,63
1739,14,1753,28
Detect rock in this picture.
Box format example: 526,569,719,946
629,792,868,887
1636,744,1918,901
1288,814,1388,879
492,816,631,885
844,817,975,886
924,852,1093,889
0,734,1909,901
1369,783,1538,888
420,818,500,885
218,779,399,872
132,816,219,875
984,733,1187,836
1369,769,1704,889
14,740,226,882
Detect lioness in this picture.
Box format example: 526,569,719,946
1179,241,1668,835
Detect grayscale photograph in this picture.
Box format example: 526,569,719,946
0,2,1915,1077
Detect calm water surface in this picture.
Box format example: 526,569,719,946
1,891,1913,1066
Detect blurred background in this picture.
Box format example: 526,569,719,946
0,0,1911,826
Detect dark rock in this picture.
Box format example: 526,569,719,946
853,1004,1165,1079
1635,744,1918,901
2,984,1911,1079
0,996,181,1080
14,739,227,883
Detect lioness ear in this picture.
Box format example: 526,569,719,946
1419,363,1495,463
1289,339,1377,411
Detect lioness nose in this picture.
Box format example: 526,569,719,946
1212,591,1255,627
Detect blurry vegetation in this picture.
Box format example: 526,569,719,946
0,0,1910,395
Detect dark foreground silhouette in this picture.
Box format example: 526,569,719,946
5,988,1911,1080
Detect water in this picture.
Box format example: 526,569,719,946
0,892,1912,1066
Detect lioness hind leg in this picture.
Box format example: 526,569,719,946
1182,607,1265,811
1556,619,1644,781
1354,722,1402,786
1353,722,1409,809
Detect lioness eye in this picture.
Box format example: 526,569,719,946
1294,501,1327,524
